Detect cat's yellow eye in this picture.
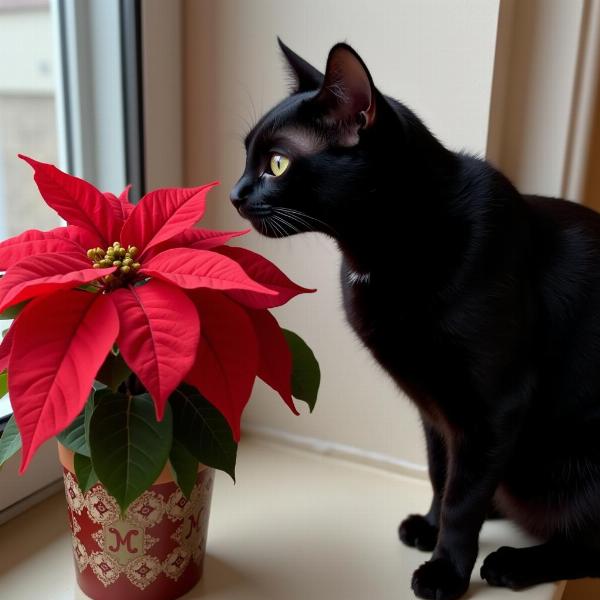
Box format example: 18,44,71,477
269,154,290,177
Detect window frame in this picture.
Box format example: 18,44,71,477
0,0,146,522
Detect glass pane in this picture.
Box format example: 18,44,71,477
0,0,62,418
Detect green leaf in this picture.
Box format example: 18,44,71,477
0,301,27,320
58,387,111,456
0,415,22,467
56,409,89,457
89,391,173,512
282,329,321,412
95,350,131,392
169,438,198,499
74,453,98,492
84,391,102,450
170,384,237,481
78,284,100,293
0,371,6,399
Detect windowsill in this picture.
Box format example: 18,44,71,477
0,437,561,599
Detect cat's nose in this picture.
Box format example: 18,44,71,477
230,178,252,208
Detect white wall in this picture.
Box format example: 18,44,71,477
183,0,502,472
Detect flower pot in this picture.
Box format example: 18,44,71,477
58,444,214,600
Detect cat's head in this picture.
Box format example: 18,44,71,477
230,40,403,239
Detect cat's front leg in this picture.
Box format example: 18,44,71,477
411,431,512,600
399,423,446,551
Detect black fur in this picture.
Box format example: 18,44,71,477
231,41,600,599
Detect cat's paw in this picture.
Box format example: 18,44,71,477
398,514,438,551
411,558,469,600
480,546,533,589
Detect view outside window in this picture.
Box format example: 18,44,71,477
0,0,60,239
0,0,61,417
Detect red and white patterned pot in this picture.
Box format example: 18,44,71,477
59,444,214,600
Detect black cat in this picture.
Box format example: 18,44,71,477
230,40,600,600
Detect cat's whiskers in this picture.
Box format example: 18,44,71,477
276,207,311,227
273,208,307,233
268,218,282,238
258,216,276,238
281,211,321,235
272,213,300,236
275,219,290,238
274,207,311,228
276,207,337,236
279,206,328,228
271,214,291,234
276,206,314,221
261,217,275,238
266,215,286,239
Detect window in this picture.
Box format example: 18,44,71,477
0,0,61,421
0,0,146,520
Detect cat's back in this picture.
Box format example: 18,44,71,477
524,193,600,237
523,194,600,295
523,194,600,412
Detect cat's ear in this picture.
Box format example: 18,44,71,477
316,43,376,144
278,37,323,93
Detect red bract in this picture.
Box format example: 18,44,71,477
112,279,200,420
0,156,315,472
245,308,298,415
186,290,259,439
10,291,119,472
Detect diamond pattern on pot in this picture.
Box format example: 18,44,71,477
63,467,215,594
86,487,119,525
64,471,85,515
72,537,89,573
144,533,159,553
125,555,162,590
164,547,191,582
71,514,81,536
170,523,184,546
91,529,104,549
166,488,193,522
126,490,165,527
90,551,120,587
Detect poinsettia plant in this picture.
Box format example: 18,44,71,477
0,156,320,510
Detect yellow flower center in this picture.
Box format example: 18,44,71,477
87,242,141,288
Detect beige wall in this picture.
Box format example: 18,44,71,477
582,70,600,211
486,0,586,199
183,0,502,471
